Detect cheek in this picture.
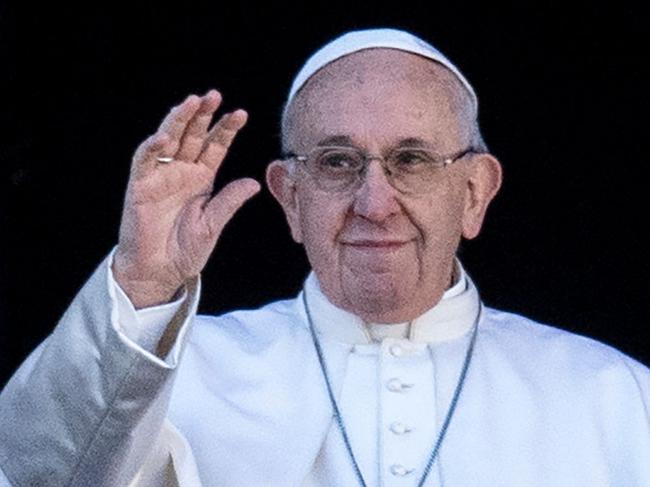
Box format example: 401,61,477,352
416,185,466,258
297,191,349,261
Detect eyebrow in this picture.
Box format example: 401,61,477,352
394,137,432,148
316,135,356,147
315,135,434,148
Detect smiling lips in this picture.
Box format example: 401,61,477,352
342,239,410,250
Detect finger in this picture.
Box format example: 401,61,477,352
156,94,202,155
202,178,261,237
131,132,171,178
175,89,223,163
197,109,248,172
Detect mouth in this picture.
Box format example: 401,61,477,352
342,239,411,251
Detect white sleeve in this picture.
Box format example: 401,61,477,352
0,251,201,486
108,247,189,364
0,468,10,487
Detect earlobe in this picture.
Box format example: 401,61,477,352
461,154,503,239
266,160,303,243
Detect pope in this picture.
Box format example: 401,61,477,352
1,28,649,487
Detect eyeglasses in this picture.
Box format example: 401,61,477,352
283,145,478,194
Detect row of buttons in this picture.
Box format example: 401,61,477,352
390,419,413,475
387,342,418,477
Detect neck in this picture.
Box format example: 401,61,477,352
337,260,460,324
303,259,477,345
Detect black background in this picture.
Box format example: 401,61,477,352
1,2,648,386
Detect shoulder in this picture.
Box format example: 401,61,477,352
187,295,309,355
480,306,650,389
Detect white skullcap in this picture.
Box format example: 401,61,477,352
285,28,477,113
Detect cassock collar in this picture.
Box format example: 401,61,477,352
301,259,481,345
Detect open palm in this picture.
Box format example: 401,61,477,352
113,90,260,308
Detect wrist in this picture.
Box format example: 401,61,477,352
112,252,185,309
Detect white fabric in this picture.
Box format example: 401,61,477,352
0,255,201,486
366,263,466,342
1,253,650,486
0,468,9,487
285,28,478,114
300,268,479,486
110,254,467,349
112,269,188,362
114,278,186,355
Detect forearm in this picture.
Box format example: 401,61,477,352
0,252,199,486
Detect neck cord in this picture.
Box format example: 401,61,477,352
302,291,481,487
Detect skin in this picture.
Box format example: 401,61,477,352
113,90,260,309
267,49,502,323
113,48,501,331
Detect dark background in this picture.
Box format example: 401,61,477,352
1,2,647,386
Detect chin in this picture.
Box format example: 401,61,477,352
341,271,415,322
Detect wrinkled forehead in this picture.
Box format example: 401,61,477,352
282,49,476,151
283,28,478,118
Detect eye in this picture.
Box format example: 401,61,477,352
392,149,434,169
316,149,361,170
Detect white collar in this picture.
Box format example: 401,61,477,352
301,259,481,345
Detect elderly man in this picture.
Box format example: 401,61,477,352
1,29,649,487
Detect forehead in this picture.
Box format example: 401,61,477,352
285,48,472,149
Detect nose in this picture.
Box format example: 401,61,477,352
351,160,401,222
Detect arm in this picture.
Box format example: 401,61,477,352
0,253,199,486
0,90,260,486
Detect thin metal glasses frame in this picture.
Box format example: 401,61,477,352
283,145,478,194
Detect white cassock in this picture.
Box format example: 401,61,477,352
1,251,649,487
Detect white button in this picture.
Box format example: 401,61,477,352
386,378,413,392
389,344,404,357
390,464,414,476
389,422,411,434
386,378,403,392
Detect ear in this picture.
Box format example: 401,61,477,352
266,160,303,243
461,153,503,239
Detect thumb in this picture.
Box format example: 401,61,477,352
203,178,261,236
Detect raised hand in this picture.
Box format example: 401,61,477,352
113,90,260,308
